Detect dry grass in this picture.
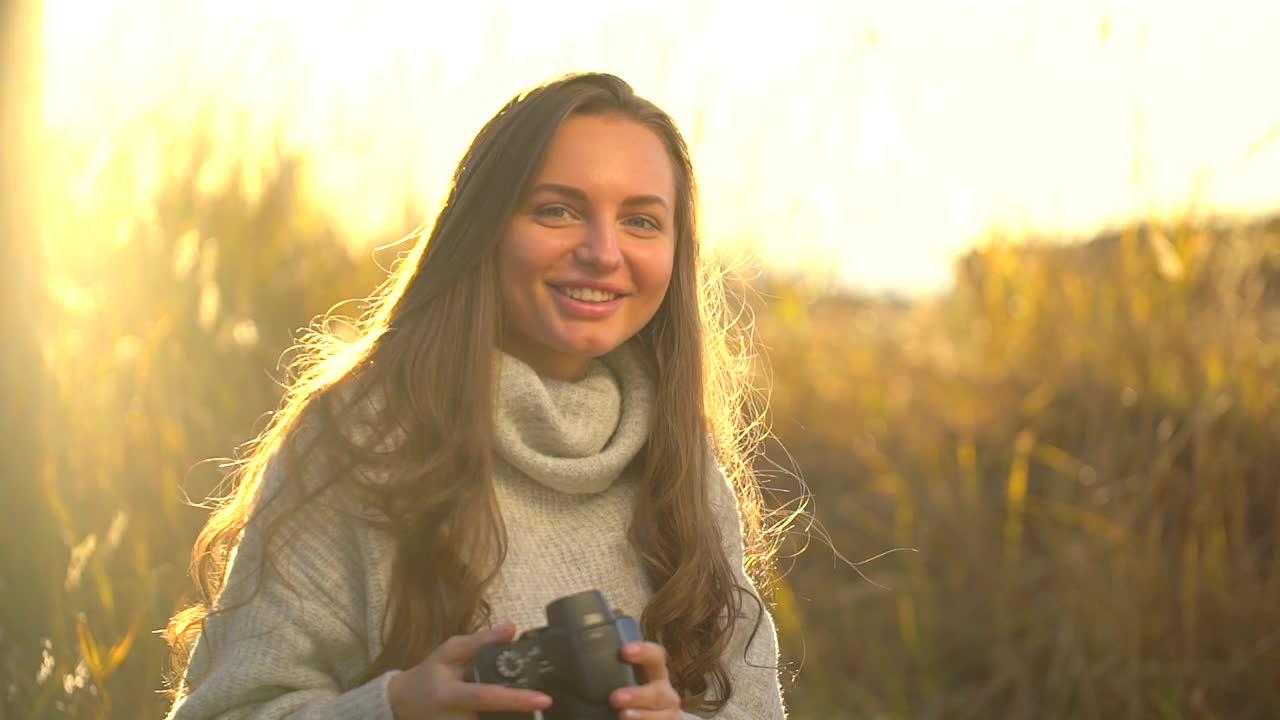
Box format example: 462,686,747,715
761,217,1280,718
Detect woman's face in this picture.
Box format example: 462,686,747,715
498,113,677,380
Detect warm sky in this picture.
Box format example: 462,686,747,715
44,0,1280,293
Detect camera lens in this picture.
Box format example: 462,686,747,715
546,590,613,630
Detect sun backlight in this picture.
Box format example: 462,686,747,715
42,0,1280,293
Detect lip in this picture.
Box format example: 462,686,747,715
547,283,625,319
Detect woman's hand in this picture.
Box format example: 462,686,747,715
610,641,683,719
387,623,552,719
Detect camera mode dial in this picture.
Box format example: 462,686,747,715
495,649,524,679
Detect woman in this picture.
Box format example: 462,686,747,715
164,72,788,719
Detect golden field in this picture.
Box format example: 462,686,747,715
2,127,1277,719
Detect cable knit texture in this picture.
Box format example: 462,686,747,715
167,343,787,720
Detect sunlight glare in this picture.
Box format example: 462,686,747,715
42,0,1280,293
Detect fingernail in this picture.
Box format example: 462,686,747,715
533,693,552,708
615,690,632,704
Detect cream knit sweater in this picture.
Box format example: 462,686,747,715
167,345,787,719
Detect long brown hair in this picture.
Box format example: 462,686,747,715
165,72,779,713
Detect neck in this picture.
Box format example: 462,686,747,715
498,337,593,382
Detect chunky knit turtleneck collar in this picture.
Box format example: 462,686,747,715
494,343,653,495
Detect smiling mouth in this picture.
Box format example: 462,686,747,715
551,285,621,303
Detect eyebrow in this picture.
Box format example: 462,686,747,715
527,182,670,211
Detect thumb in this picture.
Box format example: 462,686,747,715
487,622,519,644
436,622,519,665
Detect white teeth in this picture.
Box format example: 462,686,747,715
558,286,618,303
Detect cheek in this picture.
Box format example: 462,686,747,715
629,238,675,285
642,247,676,299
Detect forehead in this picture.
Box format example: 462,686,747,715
532,114,676,202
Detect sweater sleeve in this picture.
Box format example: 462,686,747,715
165,454,397,720
683,464,788,719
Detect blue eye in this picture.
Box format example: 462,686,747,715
624,216,659,231
536,205,572,219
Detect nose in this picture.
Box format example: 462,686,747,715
573,218,623,271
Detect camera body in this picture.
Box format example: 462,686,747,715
466,590,645,720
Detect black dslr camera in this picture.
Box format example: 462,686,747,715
466,590,645,720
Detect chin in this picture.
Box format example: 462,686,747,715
557,335,625,358
563,342,619,358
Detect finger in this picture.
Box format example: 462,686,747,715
621,641,671,684
611,683,682,711
434,622,519,665
615,709,681,719
439,681,552,713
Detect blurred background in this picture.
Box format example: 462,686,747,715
2,0,1278,717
